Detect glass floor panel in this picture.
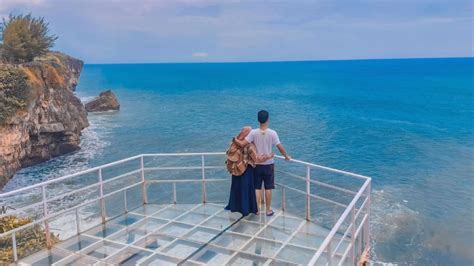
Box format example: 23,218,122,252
177,212,210,225
52,254,99,265
18,203,343,265
133,233,175,251
79,240,125,260
243,238,282,257
107,227,149,244
211,232,251,250
18,248,72,266
130,204,167,216
192,204,224,216
153,208,186,220
202,215,235,230
160,222,194,237
160,239,202,259
289,231,325,248
269,215,303,231
188,245,234,265
130,217,168,232
105,246,152,265
258,225,294,242
109,213,145,226
275,244,316,265
83,223,124,238
242,212,277,224
228,220,263,235
137,253,181,266
184,227,221,243
227,252,268,265
55,235,99,252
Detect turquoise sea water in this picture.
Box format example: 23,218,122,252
4,58,474,264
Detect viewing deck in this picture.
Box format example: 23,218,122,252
0,153,371,265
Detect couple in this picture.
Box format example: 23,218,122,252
225,110,291,217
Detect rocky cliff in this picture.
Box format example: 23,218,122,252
0,52,89,187
85,90,120,112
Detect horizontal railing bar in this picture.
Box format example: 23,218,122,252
146,179,227,183
276,183,306,195
101,181,142,198
144,166,224,171
333,222,353,256
339,241,352,266
44,169,142,205
355,195,369,221
309,193,347,208
277,169,359,195
354,214,368,241
276,182,347,208
274,155,370,180
2,153,370,197
0,181,143,238
142,152,225,157
45,182,100,205
0,195,102,238
0,201,43,219
339,214,368,266
0,155,142,197
339,214,367,266
308,177,371,264
101,168,142,184
1,168,141,219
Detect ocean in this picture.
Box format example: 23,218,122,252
4,58,474,265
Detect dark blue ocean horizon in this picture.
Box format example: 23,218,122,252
6,57,474,264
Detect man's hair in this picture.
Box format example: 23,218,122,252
258,110,269,124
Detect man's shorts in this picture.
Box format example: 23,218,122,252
254,164,275,190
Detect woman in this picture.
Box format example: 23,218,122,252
225,126,273,216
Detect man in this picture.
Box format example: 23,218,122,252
237,110,291,216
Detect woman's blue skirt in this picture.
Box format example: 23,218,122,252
225,167,258,216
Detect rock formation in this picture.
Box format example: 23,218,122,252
85,90,120,112
0,52,89,187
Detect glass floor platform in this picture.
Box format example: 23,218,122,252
17,203,349,265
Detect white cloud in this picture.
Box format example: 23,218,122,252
192,52,208,57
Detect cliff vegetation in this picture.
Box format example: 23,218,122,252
0,65,29,124
0,215,59,263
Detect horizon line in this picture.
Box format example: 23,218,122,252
82,55,473,65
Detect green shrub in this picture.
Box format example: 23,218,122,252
0,215,59,263
0,66,29,124
0,14,57,63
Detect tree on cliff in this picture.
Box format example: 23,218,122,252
0,14,57,63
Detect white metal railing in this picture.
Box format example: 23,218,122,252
0,152,371,265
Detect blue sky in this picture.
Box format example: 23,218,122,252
1,0,472,63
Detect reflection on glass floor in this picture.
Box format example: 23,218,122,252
18,203,349,265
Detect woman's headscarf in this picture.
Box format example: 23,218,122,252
236,126,251,140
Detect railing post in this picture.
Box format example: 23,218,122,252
364,181,371,250
124,190,128,212
12,232,17,261
281,187,286,212
98,168,107,224
305,166,311,221
140,156,148,204
358,225,362,256
201,155,206,203
41,185,52,248
173,182,177,204
326,239,332,266
351,205,356,265
75,208,81,235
